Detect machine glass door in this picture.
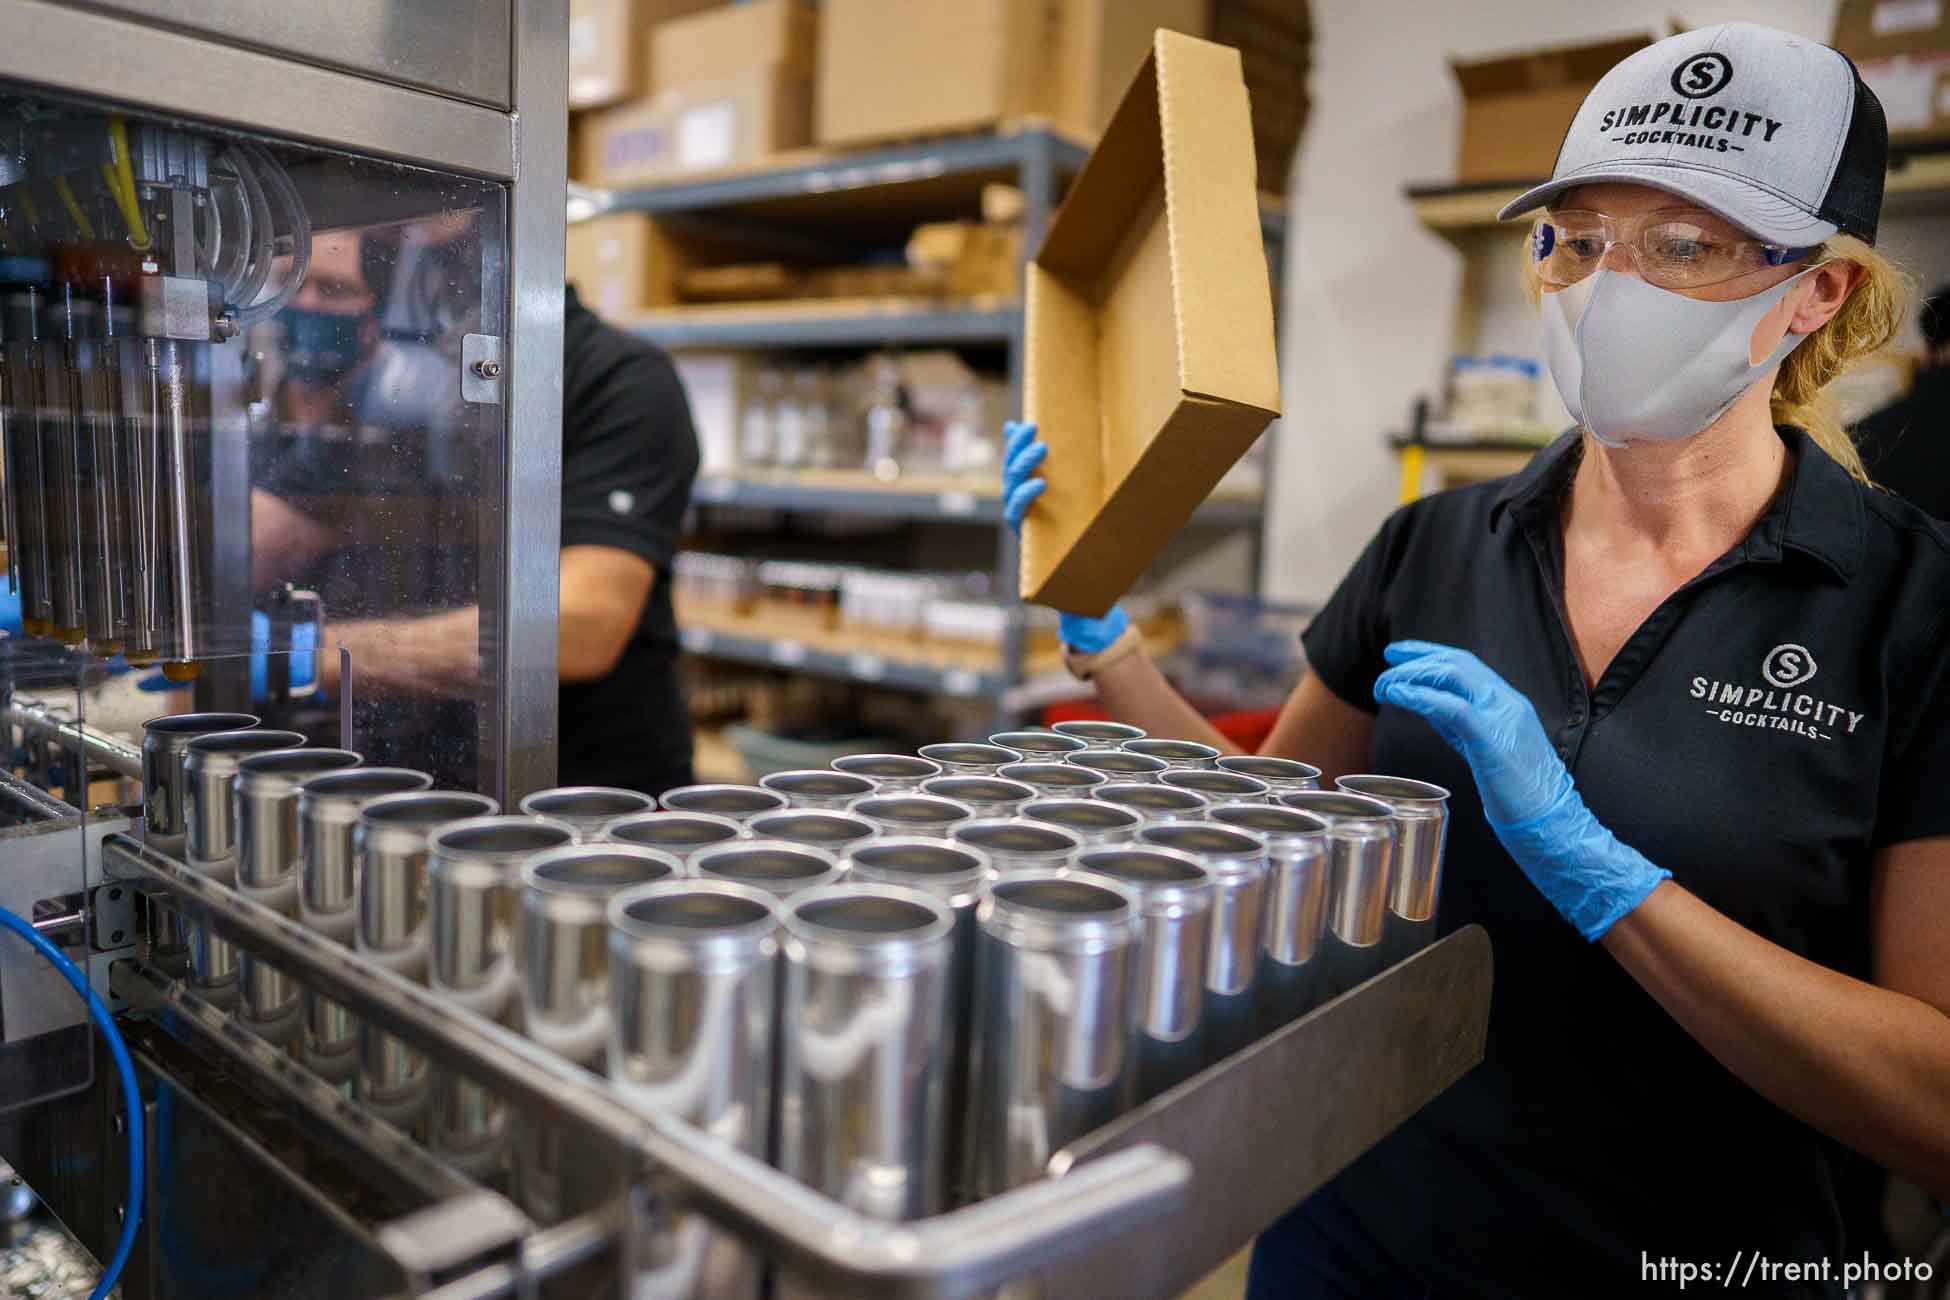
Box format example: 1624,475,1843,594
0,83,511,793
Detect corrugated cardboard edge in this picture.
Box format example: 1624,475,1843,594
1156,30,1281,415
1029,396,1273,615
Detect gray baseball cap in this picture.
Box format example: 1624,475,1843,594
1499,23,1887,246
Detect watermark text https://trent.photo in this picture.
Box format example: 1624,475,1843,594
1642,1250,1936,1289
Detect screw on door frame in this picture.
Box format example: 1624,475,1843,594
472,358,502,379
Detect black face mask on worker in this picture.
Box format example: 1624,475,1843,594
280,307,368,383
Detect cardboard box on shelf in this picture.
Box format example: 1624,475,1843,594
568,0,719,110
566,210,756,316
1831,0,1950,142
816,0,1206,148
649,0,817,91
578,67,813,187
1021,30,1280,617
1450,33,1652,183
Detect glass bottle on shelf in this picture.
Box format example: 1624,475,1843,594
740,369,781,470
863,356,906,482
772,371,808,471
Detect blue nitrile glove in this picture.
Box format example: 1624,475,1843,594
1373,640,1669,941
250,608,318,702
1002,419,1131,654
0,587,20,637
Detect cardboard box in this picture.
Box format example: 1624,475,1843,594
1831,0,1950,142
816,0,1207,148
1021,30,1280,617
649,0,817,91
1451,34,1652,183
567,210,757,316
579,68,813,187
568,0,720,110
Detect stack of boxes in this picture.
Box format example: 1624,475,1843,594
576,0,818,188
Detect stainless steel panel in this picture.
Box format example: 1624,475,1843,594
58,0,514,107
0,0,516,178
486,0,567,805
1033,926,1494,1300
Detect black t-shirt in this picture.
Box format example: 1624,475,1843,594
1299,427,1950,1299
556,286,699,793
1856,367,1950,521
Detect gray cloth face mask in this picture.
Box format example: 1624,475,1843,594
1540,266,1818,448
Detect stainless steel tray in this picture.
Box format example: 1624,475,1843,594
103,833,1491,1299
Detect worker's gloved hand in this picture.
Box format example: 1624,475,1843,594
1002,419,1131,654
1373,640,1669,941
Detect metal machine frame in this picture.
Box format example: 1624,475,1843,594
0,0,568,803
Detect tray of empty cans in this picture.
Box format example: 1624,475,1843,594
102,713,1490,1299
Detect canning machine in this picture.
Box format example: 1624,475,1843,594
0,6,1492,1297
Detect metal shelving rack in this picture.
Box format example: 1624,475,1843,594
571,125,1286,729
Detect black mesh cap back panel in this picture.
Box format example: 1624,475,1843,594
1820,54,1889,244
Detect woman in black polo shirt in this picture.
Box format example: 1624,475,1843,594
1003,24,1950,1299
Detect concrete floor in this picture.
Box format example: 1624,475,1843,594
1181,1248,1250,1300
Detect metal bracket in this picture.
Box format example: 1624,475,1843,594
89,882,137,952
461,334,504,404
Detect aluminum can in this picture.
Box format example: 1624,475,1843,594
759,769,876,811
987,730,1088,758
747,809,877,856
829,753,942,791
995,761,1107,799
293,766,432,1082
1093,781,1209,826
841,837,993,1207
603,810,742,866
1280,791,1399,1000
1159,768,1272,805
517,785,656,838
514,842,681,1220
949,817,1082,876
426,815,579,1180
1074,846,1215,1105
967,871,1136,1198
1214,754,1322,794
847,793,975,840
777,884,956,1220
1336,775,1451,964
179,728,304,1006
920,775,1036,820
139,711,256,971
1136,822,1271,1064
916,742,1022,775
657,784,786,826
609,879,781,1300
1021,797,1141,848
1050,720,1146,748
693,839,843,900
353,790,498,1131
1122,738,1221,770
1065,747,1168,784
1208,804,1330,1034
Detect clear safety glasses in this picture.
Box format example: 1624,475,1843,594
1531,208,1817,292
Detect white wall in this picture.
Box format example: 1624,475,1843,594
1260,0,1883,604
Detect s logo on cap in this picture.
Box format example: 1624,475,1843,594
1671,52,1732,99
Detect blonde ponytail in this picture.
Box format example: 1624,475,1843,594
1770,235,1911,485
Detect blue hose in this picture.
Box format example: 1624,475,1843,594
0,905,142,1300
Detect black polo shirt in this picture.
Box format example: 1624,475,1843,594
557,286,698,794
1299,427,1950,1299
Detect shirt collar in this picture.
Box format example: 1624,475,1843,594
1488,426,1863,584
